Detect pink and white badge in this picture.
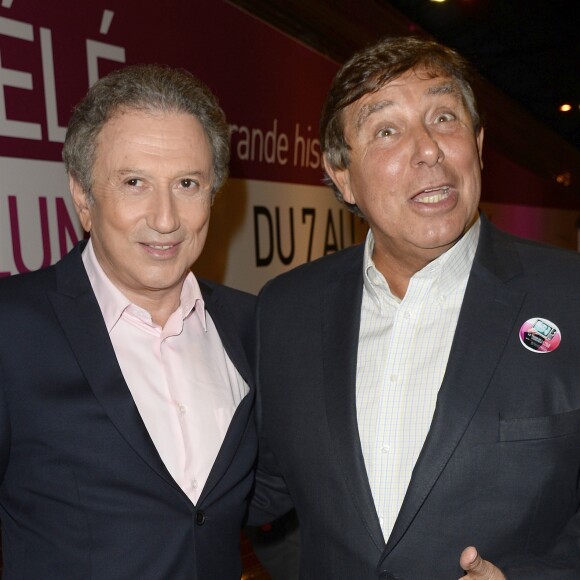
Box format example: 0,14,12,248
519,317,561,353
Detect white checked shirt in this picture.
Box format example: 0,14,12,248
356,219,480,541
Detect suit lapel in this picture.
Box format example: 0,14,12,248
383,218,527,557
201,283,253,387
48,245,177,488
197,283,255,503
323,246,386,553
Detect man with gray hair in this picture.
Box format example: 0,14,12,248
0,64,256,579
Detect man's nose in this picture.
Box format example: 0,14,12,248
410,125,444,167
148,188,180,233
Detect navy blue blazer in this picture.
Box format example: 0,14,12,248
0,243,256,579
252,216,580,579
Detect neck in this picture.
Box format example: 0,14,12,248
372,244,450,300
126,287,183,328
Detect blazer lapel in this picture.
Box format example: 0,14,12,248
201,283,253,387
383,218,527,557
48,245,177,488
323,246,386,553
197,283,255,503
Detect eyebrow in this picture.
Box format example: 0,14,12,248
355,100,394,132
354,80,462,133
426,81,461,99
116,168,206,178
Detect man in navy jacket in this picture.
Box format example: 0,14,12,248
0,65,256,579
252,37,580,579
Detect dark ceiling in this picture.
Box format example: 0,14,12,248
232,0,579,152
384,0,580,151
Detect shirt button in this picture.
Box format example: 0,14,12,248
403,310,411,319
192,479,199,490
381,445,390,454
178,404,187,415
390,374,398,383
195,510,206,525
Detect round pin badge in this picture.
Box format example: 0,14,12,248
519,317,561,353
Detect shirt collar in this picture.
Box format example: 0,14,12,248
81,238,207,333
363,217,481,306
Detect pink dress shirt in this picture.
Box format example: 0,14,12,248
82,240,249,504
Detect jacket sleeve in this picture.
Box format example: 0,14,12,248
0,360,10,484
248,428,295,526
247,288,295,526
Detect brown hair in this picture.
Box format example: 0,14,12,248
321,36,482,215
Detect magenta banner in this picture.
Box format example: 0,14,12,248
0,0,338,181
0,0,371,290
0,0,577,289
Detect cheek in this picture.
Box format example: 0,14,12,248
196,218,210,242
186,219,210,261
184,203,211,236
364,154,407,196
195,206,211,230
463,163,483,199
450,140,481,174
102,213,137,238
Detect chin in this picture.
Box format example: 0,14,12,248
433,222,469,245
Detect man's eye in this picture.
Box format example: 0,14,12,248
181,178,198,188
377,128,394,138
435,113,455,123
126,178,141,186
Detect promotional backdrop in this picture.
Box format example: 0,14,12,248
0,0,369,292
0,0,577,294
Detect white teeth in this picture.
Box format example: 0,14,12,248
149,245,172,250
418,186,450,203
422,194,444,203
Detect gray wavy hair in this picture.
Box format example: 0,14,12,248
62,64,230,201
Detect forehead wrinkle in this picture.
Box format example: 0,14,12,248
116,168,205,175
351,79,461,135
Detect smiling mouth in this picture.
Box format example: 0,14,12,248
145,243,176,250
414,186,451,204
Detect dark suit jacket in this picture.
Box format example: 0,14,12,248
0,243,256,579
252,216,580,579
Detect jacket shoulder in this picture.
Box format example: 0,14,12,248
0,265,56,302
260,244,364,300
499,227,580,273
198,278,256,310
480,221,580,297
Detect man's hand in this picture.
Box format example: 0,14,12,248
459,546,506,580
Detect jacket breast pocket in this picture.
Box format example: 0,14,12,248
500,407,580,442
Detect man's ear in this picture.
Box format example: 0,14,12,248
323,156,355,204
476,127,484,170
69,176,92,233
